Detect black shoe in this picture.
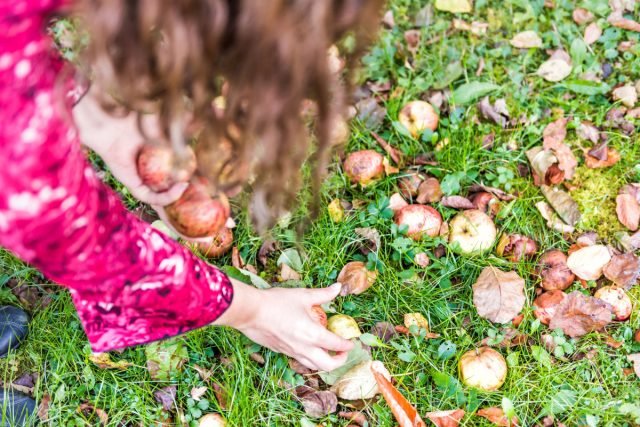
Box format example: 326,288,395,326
0,389,36,426
0,307,29,357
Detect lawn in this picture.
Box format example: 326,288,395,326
2,0,640,426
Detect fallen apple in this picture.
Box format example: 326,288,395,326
198,413,226,427
398,100,439,138
338,261,377,295
533,290,567,325
458,347,507,391
310,305,328,327
594,286,632,321
192,227,233,258
327,314,362,339
496,233,538,261
537,250,575,291
137,144,196,192
165,178,230,238
343,150,385,186
635,329,640,343
395,204,443,240
330,360,391,400
448,209,497,255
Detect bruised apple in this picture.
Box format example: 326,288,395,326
310,305,328,327
398,100,439,137
165,178,230,238
448,209,497,255
198,414,226,427
537,250,575,291
343,150,385,186
192,227,233,258
395,204,443,240
327,314,361,339
338,261,377,295
594,286,632,321
533,290,567,325
458,347,507,391
496,233,538,261
137,144,196,192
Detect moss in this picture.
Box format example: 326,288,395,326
570,166,625,240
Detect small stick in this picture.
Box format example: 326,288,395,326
371,131,402,165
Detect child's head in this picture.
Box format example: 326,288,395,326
75,0,383,230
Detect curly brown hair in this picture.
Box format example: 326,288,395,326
73,0,383,231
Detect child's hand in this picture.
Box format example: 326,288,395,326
215,280,353,371
73,88,187,206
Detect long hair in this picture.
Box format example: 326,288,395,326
75,0,383,231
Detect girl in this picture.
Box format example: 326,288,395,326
0,0,382,423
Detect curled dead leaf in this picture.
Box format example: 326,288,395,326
154,386,177,412
510,30,542,48
535,201,575,233
540,186,581,226
603,253,640,289
77,403,109,425
616,193,640,231
542,118,576,180
576,121,600,143
417,177,443,204
338,411,368,426
548,291,613,338
338,261,377,295
441,195,475,209
584,147,621,169
538,58,572,82
473,267,526,324
477,407,518,426
425,409,465,427
295,385,338,418
608,11,640,33
191,386,208,401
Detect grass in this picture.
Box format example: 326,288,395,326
2,0,640,426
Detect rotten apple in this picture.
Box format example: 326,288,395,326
533,290,567,325
537,250,575,291
192,227,233,258
343,150,385,186
594,286,632,321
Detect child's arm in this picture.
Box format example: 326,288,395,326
0,0,234,352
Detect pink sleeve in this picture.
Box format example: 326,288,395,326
0,0,234,352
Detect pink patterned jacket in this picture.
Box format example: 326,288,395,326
0,0,233,352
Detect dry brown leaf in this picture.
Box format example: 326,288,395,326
540,186,581,226
535,201,575,233
566,245,611,280
538,58,572,82
370,322,399,343
583,22,602,45
628,354,640,379
543,118,577,180
608,11,640,32
37,394,51,422
425,409,465,427
192,364,213,382
88,353,132,370
338,261,377,296
573,8,594,24
212,383,229,410
584,147,621,168
473,267,526,324
441,195,475,209
478,97,509,127
468,184,516,201
526,147,562,186
258,238,278,267
577,121,600,143
452,19,489,36
603,253,640,289
371,362,426,427
279,263,301,282
295,386,338,418
510,30,542,48
548,291,613,338
190,386,208,401
417,178,443,204
612,85,638,107
617,193,640,231
477,407,518,426
354,227,381,255
338,411,368,426
77,403,109,425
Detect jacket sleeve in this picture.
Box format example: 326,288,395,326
0,0,233,352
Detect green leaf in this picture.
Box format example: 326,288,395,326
546,389,578,415
359,333,385,347
531,345,553,369
437,341,457,360
570,38,587,67
432,370,466,405
434,61,464,89
440,172,465,195
562,80,610,96
318,340,370,385
502,396,516,419
452,81,501,105
277,248,304,272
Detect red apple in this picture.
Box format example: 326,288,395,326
137,144,196,192
398,100,439,137
395,204,443,240
343,150,385,186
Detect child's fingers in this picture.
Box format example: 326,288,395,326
307,348,349,372
305,282,342,305
135,182,188,206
